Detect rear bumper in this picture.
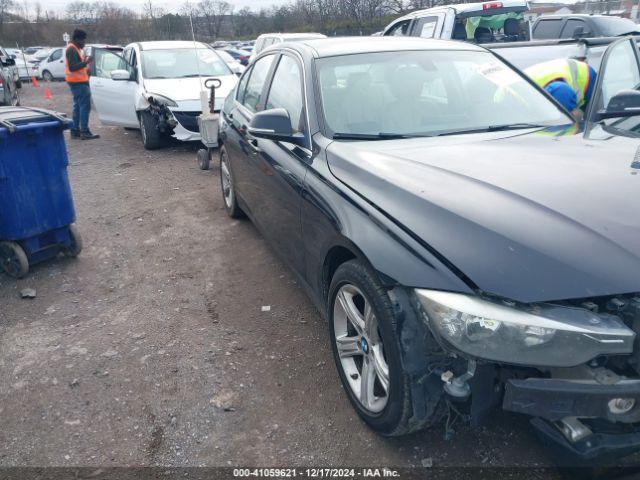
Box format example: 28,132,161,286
503,377,640,462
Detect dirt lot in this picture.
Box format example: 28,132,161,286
0,82,560,475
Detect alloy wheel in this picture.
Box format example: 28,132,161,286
333,283,390,413
220,152,234,208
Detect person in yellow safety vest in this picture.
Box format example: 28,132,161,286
65,29,99,140
525,58,597,121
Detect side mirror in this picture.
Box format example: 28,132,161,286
572,26,586,39
248,108,306,146
596,89,640,120
110,69,131,81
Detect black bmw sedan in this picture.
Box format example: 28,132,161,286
218,36,640,462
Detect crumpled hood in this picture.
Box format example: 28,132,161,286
326,127,640,303
143,75,236,110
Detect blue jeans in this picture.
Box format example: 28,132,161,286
68,82,91,132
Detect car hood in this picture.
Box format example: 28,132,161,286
326,126,640,303
143,75,237,110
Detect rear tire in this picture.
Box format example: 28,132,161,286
0,241,29,278
139,110,165,150
219,146,243,219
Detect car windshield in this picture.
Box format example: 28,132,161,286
317,50,568,138
141,48,231,79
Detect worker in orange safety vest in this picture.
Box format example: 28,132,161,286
65,29,99,140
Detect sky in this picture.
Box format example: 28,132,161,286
39,0,291,14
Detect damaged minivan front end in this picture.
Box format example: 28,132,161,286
415,288,640,462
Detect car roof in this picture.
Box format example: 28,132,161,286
397,0,527,19
282,36,484,58
258,32,326,39
537,14,617,19
136,41,210,51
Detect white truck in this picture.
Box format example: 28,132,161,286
382,0,532,43
381,1,636,72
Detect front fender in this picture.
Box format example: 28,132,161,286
302,152,474,310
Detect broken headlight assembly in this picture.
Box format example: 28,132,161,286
145,92,178,108
415,289,635,367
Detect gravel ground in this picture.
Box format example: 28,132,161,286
0,82,565,476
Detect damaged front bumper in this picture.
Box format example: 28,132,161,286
504,375,640,461
412,288,640,463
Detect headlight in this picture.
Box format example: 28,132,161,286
145,93,178,108
415,289,635,367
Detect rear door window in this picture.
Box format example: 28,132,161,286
560,19,590,39
241,54,276,113
412,16,440,38
533,18,563,39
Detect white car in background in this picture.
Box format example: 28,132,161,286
5,49,40,79
89,41,238,149
214,48,245,75
38,47,66,81
250,32,326,62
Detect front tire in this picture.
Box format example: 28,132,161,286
219,146,243,218
328,260,426,436
42,70,53,82
139,110,165,150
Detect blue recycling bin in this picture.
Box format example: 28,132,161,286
0,107,82,278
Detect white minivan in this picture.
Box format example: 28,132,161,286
89,41,238,149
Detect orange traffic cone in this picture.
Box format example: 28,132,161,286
44,87,52,100
31,75,38,87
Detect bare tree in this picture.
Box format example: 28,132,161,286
0,0,15,28
197,0,232,40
